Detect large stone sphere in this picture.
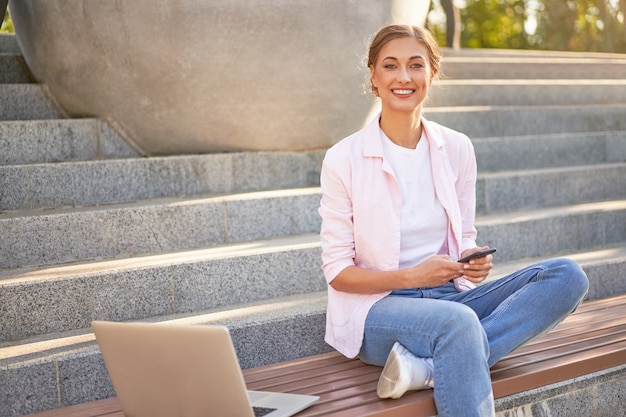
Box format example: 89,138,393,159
10,0,428,154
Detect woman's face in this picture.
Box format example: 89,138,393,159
369,36,433,115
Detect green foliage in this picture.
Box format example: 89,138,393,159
428,0,626,53
534,0,626,52
462,0,530,49
1,6,14,34
427,0,449,48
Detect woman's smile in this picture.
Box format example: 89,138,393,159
392,89,415,96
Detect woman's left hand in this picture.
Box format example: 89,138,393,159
459,247,493,284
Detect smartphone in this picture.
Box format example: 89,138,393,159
458,248,496,263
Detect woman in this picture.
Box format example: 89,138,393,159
318,24,589,417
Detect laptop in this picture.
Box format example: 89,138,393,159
91,321,319,417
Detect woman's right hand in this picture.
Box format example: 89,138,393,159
406,255,466,288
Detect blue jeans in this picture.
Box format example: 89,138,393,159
359,258,589,417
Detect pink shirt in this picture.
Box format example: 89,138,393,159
318,114,478,358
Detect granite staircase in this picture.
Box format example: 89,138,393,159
1,32,625,416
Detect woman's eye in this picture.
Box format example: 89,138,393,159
384,64,396,69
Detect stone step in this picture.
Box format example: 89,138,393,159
2,198,625,340
429,79,626,107
0,244,624,417
476,199,626,262
2,131,623,211
0,34,20,53
440,56,626,79
2,164,624,269
424,103,626,138
0,188,323,270
0,84,60,120
442,47,626,60
476,163,626,214
0,119,138,166
0,150,324,210
0,233,326,341
473,131,626,172
0,53,31,83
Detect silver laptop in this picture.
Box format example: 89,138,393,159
91,321,319,417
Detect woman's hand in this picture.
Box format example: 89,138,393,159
329,250,493,294
459,247,493,284
405,255,467,288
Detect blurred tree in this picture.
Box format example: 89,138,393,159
534,0,626,52
428,0,625,52
461,0,530,49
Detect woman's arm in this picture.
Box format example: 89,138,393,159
330,255,468,294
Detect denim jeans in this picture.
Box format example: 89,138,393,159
359,258,589,417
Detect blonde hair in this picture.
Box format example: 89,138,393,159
367,24,441,96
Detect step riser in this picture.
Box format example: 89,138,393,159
476,164,626,214
0,245,325,341
0,192,322,269
0,151,325,210
6,162,622,215
474,132,626,172
0,119,137,166
0,84,60,120
495,365,626,417
429,83,626,107
585,260,626,300
426,105,626,138
440,61,626,79
0,54,31,83
478,207,626,262
0,34,22,53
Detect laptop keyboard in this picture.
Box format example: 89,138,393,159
253,406,277,417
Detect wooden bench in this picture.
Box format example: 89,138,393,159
24,294,626,417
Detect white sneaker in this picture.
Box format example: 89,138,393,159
376,342,433,399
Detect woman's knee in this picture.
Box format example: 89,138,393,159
546,257,589,297
436,303,488,350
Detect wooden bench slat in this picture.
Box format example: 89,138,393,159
244,354,370,386
298,388,437,417
549,306,624,329
248,360,380,395
493,330,626,373
571,294,626,312
500,323,626,359
244,352,350,380
491,339,626,397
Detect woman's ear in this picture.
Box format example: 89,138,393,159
369,65,378,89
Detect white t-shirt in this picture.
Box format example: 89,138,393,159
380,129,448,269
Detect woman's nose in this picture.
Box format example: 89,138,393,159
397,67,410,82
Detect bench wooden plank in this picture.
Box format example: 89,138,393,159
492,340,626,397
22,294,626,417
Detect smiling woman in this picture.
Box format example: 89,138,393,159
317,23,589,417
